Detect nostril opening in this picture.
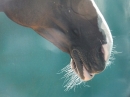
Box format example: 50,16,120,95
90,73,95,77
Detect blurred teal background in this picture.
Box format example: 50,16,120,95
0,0,130,97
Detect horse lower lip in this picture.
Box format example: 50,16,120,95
70,57,84,79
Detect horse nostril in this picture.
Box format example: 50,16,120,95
90,73,95,77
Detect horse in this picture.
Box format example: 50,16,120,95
0,0,113,90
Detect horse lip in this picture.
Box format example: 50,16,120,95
71,57,84,80
71,58,94,81
71,49,93,81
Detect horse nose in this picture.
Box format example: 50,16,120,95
90,73,96,77
83,66,96,81
83,73,95,81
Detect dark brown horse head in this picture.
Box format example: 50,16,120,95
0,0,113,83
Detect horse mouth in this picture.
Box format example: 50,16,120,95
71,59,95,81
71,49,95,81
71,45,108,81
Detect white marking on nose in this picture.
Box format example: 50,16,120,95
91,0,113,63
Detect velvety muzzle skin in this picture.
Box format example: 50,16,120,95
71,42,113,81
70,46,105,81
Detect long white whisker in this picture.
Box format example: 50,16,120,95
59,62,84,91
